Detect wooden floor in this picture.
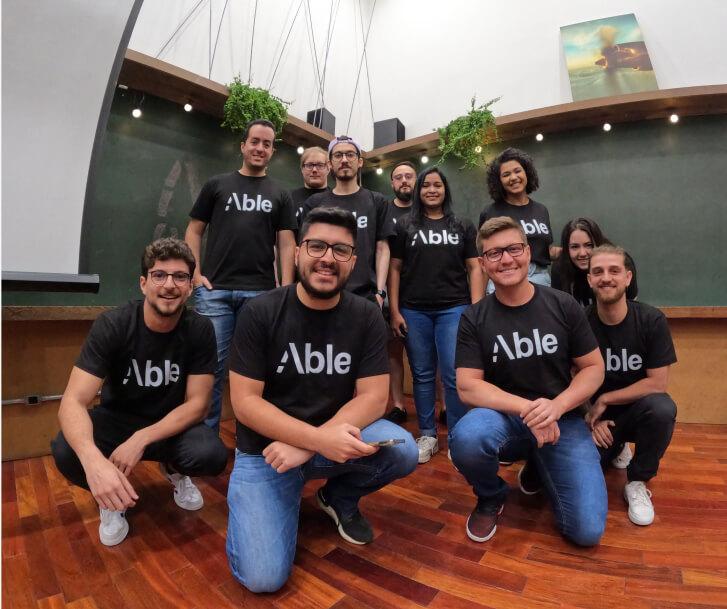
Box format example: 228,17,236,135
4,407,727,609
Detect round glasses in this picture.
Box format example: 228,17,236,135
149,270,192,286
301,239,355,262
482,243,526,262
302,162,327,171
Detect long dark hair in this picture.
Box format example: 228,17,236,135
555,218,609,292
486,147,540,202
408,167,462,233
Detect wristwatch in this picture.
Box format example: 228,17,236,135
376,289,387,299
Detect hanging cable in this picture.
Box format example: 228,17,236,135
248,0,259,84
268,0,304,90
156,0,207,59
318,0,341,112
346,0,377,133
266,0,297,83
304,0,325,118
358,0,375,123
209,0,230,78
208,0,213,76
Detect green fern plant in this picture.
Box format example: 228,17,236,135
222,77,288,136
438,96,500,169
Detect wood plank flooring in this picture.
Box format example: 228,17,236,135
4,406,727,609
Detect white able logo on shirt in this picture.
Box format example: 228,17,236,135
411,229,460,246
276,343,352,375
225,193,273,213
606,348,643,372
123,359,180,387
351,211,368,228
520,219,549,235
492,330,558,361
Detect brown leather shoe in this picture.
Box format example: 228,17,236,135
466,498,504,542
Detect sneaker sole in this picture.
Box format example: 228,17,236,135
517,465,541,496
316,492,368,545
623,488,654,526
174,494,204,511
465,505,504,543
99,519,129,547
418,443,439,464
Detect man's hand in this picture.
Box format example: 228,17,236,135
109,433,148,476
591,420,616,449
84,456,139,511
263,442,314,473
317,423,377,463
521,398,563,430
390,311,408,339
530,421,560,448
193,274,213,290
586,397,608,429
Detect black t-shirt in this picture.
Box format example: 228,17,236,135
391,215,479,310
552,253,639,307
478,199,553,267
302,188,395,297
189,172,297,290
291,186,329,227
456,286,598,402
389,201,412,226
75,301,217,422
228,285,390,453
587,300,676,401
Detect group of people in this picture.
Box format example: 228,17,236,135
50,118,678,594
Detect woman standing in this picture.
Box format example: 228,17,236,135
552,217,638,306
389,168,483,464
479,148,559,293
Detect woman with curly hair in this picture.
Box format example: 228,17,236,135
388,167,483,463
479,147,559,293
552,217,639,306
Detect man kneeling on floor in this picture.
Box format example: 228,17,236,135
586,245,677,526
450,216,608,546
51,238,228,546
226,206,418,593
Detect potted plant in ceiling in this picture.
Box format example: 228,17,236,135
221,76,289,136
437,96,500,169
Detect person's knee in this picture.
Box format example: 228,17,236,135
450,412,500,464
175,427,228,475
563,517,605,547
234,566,291,594
51,432,83,482
647,394,677,424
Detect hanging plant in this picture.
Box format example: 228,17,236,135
221,76,289,136
437,96,500,169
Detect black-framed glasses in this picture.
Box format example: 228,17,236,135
149,270,192,286
302,162,327,170
302,239,355,262
331,151,359,161
483,243,527,262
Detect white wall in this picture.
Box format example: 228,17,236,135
128,0,727,150
2,0,138,273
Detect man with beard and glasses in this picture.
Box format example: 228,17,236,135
291,146,330,225
450,216,606,546
384,162,416,424
586,245,677,527
301,136,394,306
51,239,228,547
225,206,417,594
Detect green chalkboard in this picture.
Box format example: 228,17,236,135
363,114,727,306
4,90,304,305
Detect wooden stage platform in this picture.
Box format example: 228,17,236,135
4,410,727,609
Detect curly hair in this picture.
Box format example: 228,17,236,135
486,147,540,202
141,238,196,276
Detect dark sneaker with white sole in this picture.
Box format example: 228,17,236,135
518,460,542,495
466,498,505,542
317,488,374,545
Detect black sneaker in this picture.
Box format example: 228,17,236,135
518,460,542,495
385,407,407,424
466,497,504,542
316,488,373,545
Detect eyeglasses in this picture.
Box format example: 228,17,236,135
482,243,527,262
149,270,192,286
331,151,359,161
302,162,327,170
302,239,355,262
392,172,415,181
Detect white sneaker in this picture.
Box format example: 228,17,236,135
160,463,204,510
624,481,654,526
416,436,439,464
99,508,129,546
612,444,633,469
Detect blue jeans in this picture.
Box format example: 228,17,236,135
450,409,607,546
226,419,417,593
486,263,550,294
194,287,263,431
401,304,469,437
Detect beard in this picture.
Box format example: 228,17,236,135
148,297,184,318
594,285,627,305
394,187,412,202
299,263,350,300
